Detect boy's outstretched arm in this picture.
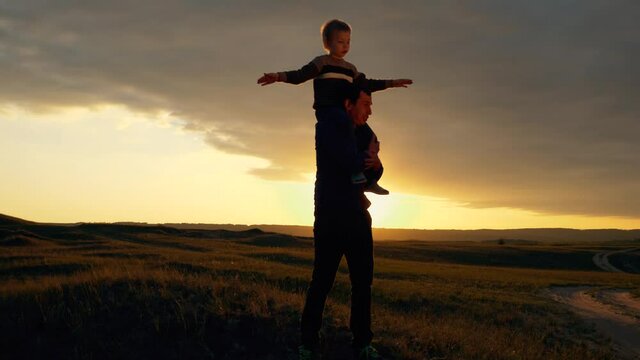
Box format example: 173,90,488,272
355,72,413,92
257,58,321,86
391,79,413,88
257,73,279,86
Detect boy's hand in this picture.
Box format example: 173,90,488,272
392,79,413,88
257,73,280,86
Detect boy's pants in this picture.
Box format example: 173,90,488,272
300,209,374,349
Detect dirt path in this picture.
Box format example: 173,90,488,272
592,248,639,273
548,287,640,359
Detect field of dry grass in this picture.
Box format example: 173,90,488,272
1,215,638,359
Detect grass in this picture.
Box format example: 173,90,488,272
1,221,638,359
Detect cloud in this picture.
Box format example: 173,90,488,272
1,0,639,218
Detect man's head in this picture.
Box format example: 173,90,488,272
344,85,372,126
320,19,351,58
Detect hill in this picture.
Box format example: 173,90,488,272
0,213,36,226
1,213,639,359
164,222,640,243
5,213,639,243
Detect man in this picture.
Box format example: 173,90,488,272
299,85,383,360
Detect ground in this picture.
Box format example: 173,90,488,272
1,215,639,359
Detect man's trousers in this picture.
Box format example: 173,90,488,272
300,209,374,348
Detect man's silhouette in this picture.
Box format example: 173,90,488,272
300,85,384,360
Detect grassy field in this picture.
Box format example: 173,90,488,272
1,216,638,359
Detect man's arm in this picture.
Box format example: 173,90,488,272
316,114,366,175
368,160,384,182
359,124,384,180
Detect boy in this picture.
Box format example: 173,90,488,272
257,18,411,195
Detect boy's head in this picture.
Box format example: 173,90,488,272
321,19,351,58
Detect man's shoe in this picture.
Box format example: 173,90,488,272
354,344,383,360
298,345,321,360
364,182,389,195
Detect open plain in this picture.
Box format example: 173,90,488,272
1,214,638,359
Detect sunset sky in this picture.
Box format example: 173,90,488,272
1,1,639,229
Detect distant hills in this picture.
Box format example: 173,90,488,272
3,214,636,243
162,223,640,243
0,213,35,226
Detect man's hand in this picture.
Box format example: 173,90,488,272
392,79,413,88
368,136,380,154
257,73,279,86
364,150,382,170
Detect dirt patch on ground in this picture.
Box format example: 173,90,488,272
547,286,640,359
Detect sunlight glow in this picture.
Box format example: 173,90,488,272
2,104,639,230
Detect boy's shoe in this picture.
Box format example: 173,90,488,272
364,182,389,195
352,172,368,184
353,344,383,360
298,345,321,360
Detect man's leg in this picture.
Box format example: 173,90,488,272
300,215,344,349
344,210,374,348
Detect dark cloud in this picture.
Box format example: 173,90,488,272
1,0,639,218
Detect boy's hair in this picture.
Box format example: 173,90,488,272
321,19,351,49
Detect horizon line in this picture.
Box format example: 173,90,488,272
3,213,639,232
